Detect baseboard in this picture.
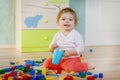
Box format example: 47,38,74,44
0,45,16,48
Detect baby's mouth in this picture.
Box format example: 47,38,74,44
64,24,70,27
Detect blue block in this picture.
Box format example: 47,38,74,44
94,74,98,78
30,69,35,75
87,71,92,75
89,49,93,53
10,62,15,65
99,73,103,78
4,68,11,72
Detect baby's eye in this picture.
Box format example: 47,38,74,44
62,18,66,20
69,19,73,21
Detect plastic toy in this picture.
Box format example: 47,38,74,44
52,48,65,65
64,75,73,80
99,73,103,79
89,49,93,53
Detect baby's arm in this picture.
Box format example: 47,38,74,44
49,33,59,52
49,43,58,52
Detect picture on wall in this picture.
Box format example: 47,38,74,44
21,0,69,29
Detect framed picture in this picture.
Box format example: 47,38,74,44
21,0,69,29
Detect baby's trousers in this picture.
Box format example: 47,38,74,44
43,57,88,72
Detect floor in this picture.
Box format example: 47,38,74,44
0,46,120,80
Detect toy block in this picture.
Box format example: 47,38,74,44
99,73,103,79
4,68,11,72
11,66,16,71
73,76,78,80
10,62,15,65
37,69,42,74
41,78,46,80
64,75,73,80
18,76,22,79
26,64,30,68
87,71,92,75
93,74,98,79
89,49,93,53
8,76,13,80
14,61,20,64
30,69,35,75
36,74,44,80
0,69,5,74
69,71,75,75
87,76,94,80
59,78,64,80
79,72,86,78
0,76,2,80
42,68,47,77
46,76,55,80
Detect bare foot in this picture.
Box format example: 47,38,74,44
88,63,95,70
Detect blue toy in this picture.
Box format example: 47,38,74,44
89,48,93,53
52,48,65,65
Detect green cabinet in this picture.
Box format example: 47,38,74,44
22,30,58,52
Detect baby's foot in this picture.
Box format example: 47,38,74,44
88,63,95,70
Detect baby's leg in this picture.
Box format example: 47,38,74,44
43,57,62,70
88,63,95,70
61,57,88,72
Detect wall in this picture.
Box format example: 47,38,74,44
85,0,120,46
70,0,85,38
0,0,16,48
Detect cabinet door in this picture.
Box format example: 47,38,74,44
22,30,58,52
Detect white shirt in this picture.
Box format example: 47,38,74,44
49,29,84,58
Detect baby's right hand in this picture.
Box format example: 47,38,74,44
50,43,58,52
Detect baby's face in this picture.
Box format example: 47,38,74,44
58,12,75,31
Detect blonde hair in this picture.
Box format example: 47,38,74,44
56,7,78,26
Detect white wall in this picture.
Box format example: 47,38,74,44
85,0,120,46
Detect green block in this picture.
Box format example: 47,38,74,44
80,72,86,78
0,69,5,74
37,70,42,74
41,78,46,80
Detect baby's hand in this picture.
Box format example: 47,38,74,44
50,43,58,52
63,50,70,57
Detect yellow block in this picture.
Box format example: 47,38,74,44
0,77,2,80
42,68,47,77
8,77,14,80
59,78,64,80
69,71,75,74
15,60,20,64
46,76,55,80
73,76,78,80
18,76,22,79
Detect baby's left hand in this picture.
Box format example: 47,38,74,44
63,50,70,57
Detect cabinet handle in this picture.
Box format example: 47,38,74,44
44,37,48,40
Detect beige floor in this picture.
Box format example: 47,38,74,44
0,46,120,80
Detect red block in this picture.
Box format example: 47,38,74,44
87,76,95,80
64,75,73,80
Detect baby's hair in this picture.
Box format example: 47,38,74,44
56,7,78,25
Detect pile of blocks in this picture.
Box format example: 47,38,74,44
0,59,103,80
